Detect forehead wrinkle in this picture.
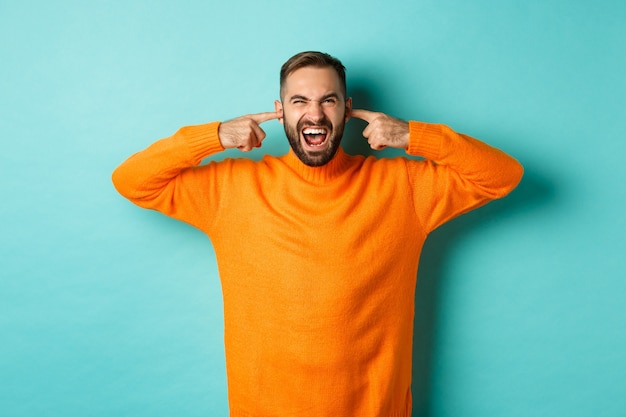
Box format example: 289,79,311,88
287,92,342,103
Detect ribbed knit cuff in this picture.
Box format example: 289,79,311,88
177,121,225,163
406,121,443,160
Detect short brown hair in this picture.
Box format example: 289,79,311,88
279,51,347,99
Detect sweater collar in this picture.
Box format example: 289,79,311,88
281,147,353,183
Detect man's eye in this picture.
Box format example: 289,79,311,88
322,99,337,106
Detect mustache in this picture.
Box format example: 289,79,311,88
297,118,333,130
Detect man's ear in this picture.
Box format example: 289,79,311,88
274,100,284,125
345,97,353,122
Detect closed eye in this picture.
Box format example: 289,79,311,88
290,96,309,105
289,94,341,106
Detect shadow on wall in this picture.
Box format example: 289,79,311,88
411,164,555,417
347,77,555,416
344,81,381,157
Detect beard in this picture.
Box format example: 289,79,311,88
283,115,346,167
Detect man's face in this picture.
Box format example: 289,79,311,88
275,67,352,167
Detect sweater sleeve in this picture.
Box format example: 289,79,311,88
405,121,523,233
111,122,226,232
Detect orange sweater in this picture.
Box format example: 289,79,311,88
112,121,522,417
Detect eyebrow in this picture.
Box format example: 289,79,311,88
289,93,341,102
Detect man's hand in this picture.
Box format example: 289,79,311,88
351,109,410,150
218,112,280,152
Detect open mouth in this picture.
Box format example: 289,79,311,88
302,127,329,148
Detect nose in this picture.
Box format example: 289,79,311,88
305,101,324,121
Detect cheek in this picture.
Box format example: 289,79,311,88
284,109,304,125
326,109,346,125
283,115,301,135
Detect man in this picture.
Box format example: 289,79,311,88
112,51,523,417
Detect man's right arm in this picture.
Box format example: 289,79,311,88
111,122,225,229
111,112,279,230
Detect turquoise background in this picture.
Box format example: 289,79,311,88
2,0,625,416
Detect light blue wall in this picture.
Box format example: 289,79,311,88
2,1,624,416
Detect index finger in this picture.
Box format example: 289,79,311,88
350,109,379,123
248,111,280,124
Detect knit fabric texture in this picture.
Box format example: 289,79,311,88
112,121,523,417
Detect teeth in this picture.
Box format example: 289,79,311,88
303,128,327,135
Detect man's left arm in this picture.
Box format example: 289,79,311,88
351,109,524,233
